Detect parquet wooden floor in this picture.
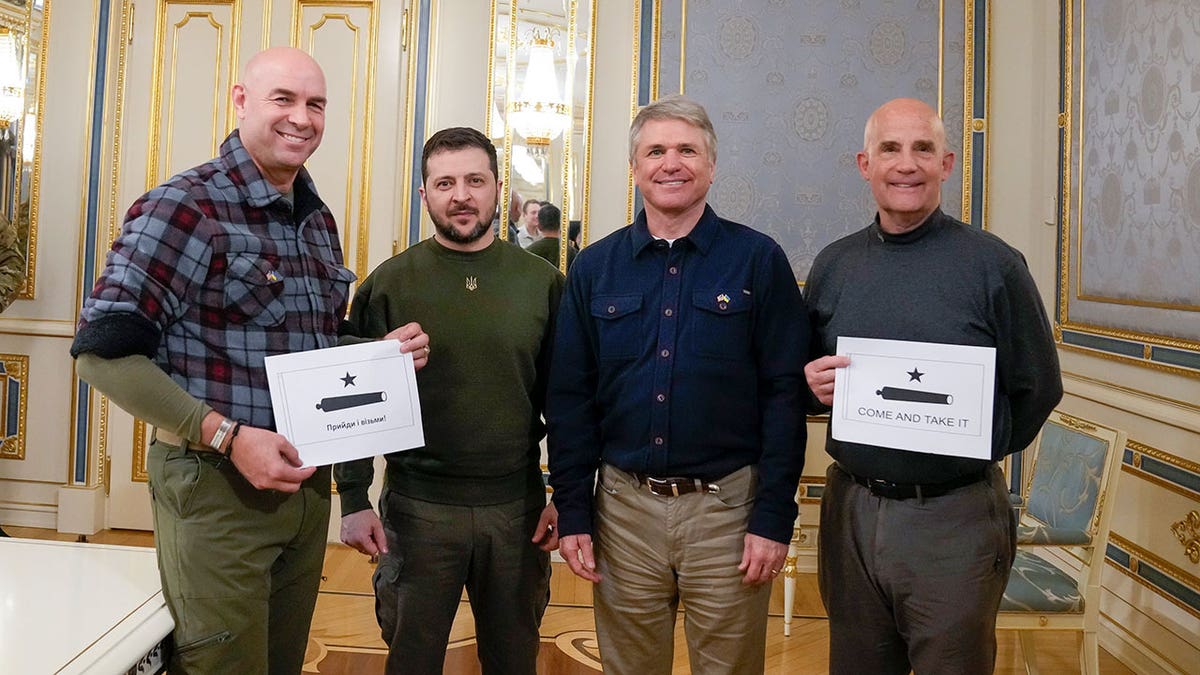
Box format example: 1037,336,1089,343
5,526,1135,674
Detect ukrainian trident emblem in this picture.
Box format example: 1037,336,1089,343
466,276,478,291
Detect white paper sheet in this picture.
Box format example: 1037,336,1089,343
831,336,996,460
265,340,424,466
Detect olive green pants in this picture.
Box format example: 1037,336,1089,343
148,441,330,675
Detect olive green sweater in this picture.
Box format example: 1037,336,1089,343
335,237,564,513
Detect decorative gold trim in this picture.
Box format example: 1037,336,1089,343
678,0,686,96
580,0,597,247
1075,293,1200,313
982,0,991,231
261,0,272,50
1060,316,1200,352
484,0,498,138
301,5,378,284
1129,440,1200,475
626,0,641,226
147,2,241,191
70,0,105,485
1058,0,1200,363
133,413,148,482
1058,340,1200,380
959,0,973,223
1122,459,1199,502
1070,0,1196,312
649,0,660,101
500,0,517,244
1057,412,1097,433
557,0,578,273
18,0,50,300
1057,0,1073,328
0,354,29,460
165,13,226,175
397,0,420,254
1170,511,1200,565
936,0,943,117
1108,531,1200,620
99,396,109,492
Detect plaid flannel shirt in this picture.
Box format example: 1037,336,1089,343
73,131,355,429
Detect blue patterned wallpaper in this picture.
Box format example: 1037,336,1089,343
1059,0,1199,371
650,0,973,282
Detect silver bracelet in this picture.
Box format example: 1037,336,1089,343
209,417,235,454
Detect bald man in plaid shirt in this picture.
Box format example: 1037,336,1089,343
71,47,428,674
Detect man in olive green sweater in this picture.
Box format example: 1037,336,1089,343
335,127,564,675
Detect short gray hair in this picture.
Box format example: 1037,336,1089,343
629,94,717,164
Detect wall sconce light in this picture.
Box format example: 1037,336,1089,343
0,27,23,131
509,26,570,150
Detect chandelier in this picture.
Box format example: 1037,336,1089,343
509,27,569,148
0,27,23,130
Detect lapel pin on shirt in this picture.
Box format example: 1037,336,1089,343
716,293,730,310
266,270,282,283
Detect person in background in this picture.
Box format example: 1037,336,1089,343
803,97,1061,674
527,202,577,270
516,198,542,248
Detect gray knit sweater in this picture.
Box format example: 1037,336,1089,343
804,209,1062,484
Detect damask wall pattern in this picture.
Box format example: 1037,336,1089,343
647,0,972,281
1060,0,1200,373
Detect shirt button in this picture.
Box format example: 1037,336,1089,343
660,349,670,358
664,308,673,317
656,393,666,403
607,305,616,314
668,266,678,275
654,437,664,445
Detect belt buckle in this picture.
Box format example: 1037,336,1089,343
645,476,678,497
867,478,896,499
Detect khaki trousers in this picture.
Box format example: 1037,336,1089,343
148,441,330,675
593,464,771,675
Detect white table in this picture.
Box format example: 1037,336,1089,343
0,538,173,673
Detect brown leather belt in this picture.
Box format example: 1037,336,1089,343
632,472,722,497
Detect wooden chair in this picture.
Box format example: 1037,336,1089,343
996,410,1126,675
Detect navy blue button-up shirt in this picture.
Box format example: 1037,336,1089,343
547,205,809,543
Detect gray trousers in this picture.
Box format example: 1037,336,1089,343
593,464,772,675
374,490,550,675
148,442,330,675
819,462,1016,675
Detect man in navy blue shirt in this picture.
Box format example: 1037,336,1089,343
547,95,809,674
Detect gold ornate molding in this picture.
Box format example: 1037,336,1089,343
0,353,28,460
1109,531,1200,620
1057,412,1097,433
1171,511,1200,565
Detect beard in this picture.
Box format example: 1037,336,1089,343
431,208,492,245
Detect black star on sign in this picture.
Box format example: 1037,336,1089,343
907,367,924,382
340,372,357,387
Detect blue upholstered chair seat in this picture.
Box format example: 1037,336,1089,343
1000,549,1084,613
1016,522,1092,545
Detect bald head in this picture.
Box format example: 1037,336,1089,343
862,98,946,153
232,47,327,192
242,47,325,91
857,97,955,235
